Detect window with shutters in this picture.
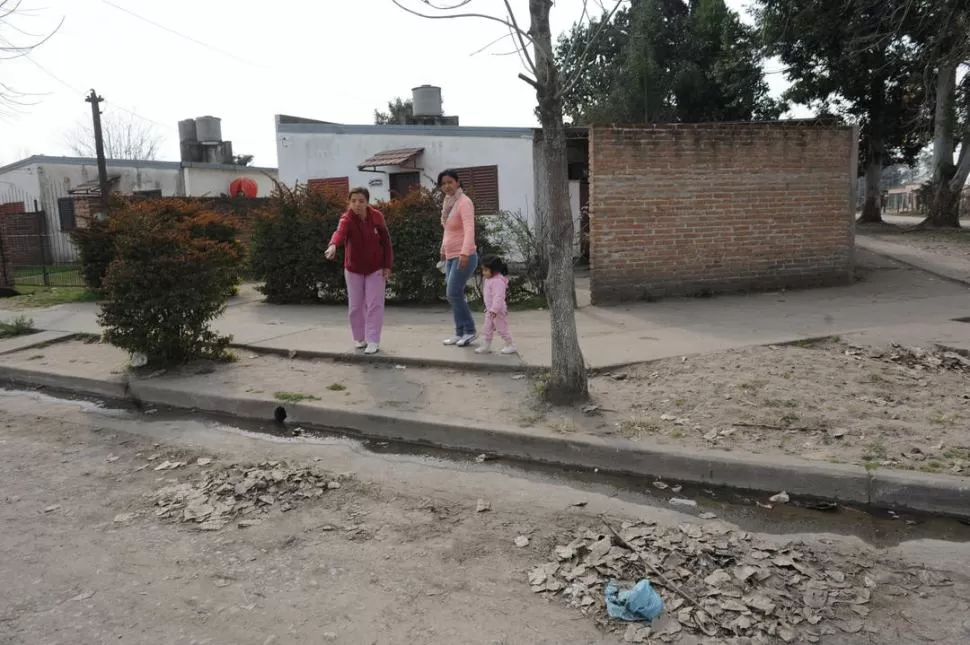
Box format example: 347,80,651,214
308,176,350,198
452,165,499,214
57,197,77,231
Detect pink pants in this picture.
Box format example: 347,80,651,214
345,270,385,343
483,312,512,343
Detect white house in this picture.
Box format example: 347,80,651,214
0,155,277,262
275,87,589,254
276,118,539,216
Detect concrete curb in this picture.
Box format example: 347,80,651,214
1,363,967,519
0,365,128,401
234,343,543,375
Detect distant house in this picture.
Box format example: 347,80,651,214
0,155,277,263
274,85,590,255
0,115,278,264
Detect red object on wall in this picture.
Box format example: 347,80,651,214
229,177,258,198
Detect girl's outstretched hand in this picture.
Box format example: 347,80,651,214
325,244,336,261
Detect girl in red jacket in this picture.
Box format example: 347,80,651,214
325,187,393,354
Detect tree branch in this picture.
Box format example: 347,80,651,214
557,0,625,101
518,72,538,89
391,0,523,38
391,0,550,63
502,0,537,76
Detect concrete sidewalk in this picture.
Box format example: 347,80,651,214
2,248,969,370
857,234,970,286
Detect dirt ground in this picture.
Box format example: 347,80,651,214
6,335,969,477
2,389,970,645
0,391,613,645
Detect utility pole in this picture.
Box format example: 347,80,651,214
86,89,109,201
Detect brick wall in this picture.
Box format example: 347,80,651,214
588,123,856,303
0,211,44,287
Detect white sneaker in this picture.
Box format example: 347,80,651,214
364,343,379,355
443,336,461,346
456,333,478,347
500,345,518,355
474,343,492,354
355,340,367,350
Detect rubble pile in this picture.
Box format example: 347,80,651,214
152,461,342,531
530,520,895,644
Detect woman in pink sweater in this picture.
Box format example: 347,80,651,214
438,169,479,347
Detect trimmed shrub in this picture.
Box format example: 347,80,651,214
249,186,548,306
98,199,243,366
249,184,343,303
74,195,268,292
250,186,448,305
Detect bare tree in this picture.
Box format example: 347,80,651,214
0,0,63,116
394,0,622,404
65,111,163,161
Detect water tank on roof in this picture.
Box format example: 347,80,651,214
195,116,222,143
412,85,443,117
178,119,198,143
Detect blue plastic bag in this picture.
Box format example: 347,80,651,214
604,579,665,622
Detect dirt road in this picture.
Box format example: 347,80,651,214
1,389,970,645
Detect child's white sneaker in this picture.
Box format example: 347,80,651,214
475,342,492,354
500,345,518,355
354,340,367,350
364,343,380,355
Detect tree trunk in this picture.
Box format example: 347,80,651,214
857,157,883,224
924,61,961,228
530,0,589,404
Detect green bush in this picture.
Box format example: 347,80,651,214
74,195,266,292
71,210,115,292
249,184,343,303
98,199,244,366
251,187,448,304
249,186,548,307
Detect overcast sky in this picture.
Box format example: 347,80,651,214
1,0,796,168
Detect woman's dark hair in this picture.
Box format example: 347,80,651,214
349,186,370,201
436,169,461,187
481,254,508,276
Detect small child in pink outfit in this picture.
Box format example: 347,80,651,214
475,255,517,355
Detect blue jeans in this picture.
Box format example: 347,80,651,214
446,253,478,336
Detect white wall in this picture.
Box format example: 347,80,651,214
0,165,41,204
276,125,536,224
183,165,278,197
42,162,183,196
2,159,282,263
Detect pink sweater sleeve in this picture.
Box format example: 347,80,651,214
488,279,508,314
458,197,476,257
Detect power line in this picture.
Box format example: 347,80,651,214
23,55,170,130
101,0,261,68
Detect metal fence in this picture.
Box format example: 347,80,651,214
0,185,85,289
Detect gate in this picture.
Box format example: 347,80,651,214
0,188,85,290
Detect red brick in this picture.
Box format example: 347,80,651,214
588,123,855,303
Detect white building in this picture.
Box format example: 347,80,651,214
274,86,589,253
0,155,277,262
